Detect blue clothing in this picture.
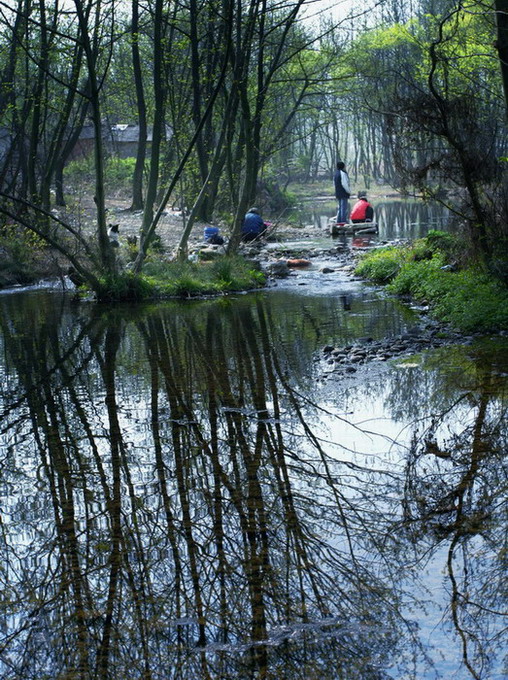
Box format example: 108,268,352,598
242,211,265,236
333,169,351,200
334,167,351,223
336,198,349,224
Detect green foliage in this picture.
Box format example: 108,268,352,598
356,233,508,332
209,257,235,287
433,271,508,332
386,255,446,297
354,246,408,283
105,157,138,186
147,233,164,254
65,155,95,184
425,230,460,258
96,270,156,302
388,263,508,332
95,256,266,301
66,156,142,195
0,224,48,285
355,231,460,284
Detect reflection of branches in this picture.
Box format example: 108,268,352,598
0,297,106,429
1,295,418,679
401,354,508,679
136,302,408,660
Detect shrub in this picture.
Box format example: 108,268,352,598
356,242,508,332
425,229,459,256
356,232,508,332
355,246,408,282
66,156,145,195
387,254,447,297
65,155,96,186
96,256,266,301
432,270,508,332
96,271,157,302
0,224,48,286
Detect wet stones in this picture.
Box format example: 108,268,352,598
265,260,290,277
320,325,470,378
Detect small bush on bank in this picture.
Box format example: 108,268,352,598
387,255,447,297
425,229,460,258
96,270,156,302
355,231,459,284
355,232,508,332
0,224,49,285
95,256,265,301
415,268,508,332
355,246,408,282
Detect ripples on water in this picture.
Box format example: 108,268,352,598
0,219,507,680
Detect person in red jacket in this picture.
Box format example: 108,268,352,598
350,191,374,223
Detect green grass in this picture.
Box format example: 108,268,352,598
355,232,508,333
0,224,50,286
95,256,266,302
354,245,409,283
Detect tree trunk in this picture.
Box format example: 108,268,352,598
495,0,508,120
54,94,91,207
74,0,114,272
138,0,165,253
130,0,148,211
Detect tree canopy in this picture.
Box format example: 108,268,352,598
0,0,506,294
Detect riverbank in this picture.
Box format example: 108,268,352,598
353,234,508,333
4,195,508,340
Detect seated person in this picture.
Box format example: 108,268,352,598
241,207,267,241
350,191,374,223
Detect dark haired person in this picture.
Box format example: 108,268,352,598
350,191,374,223
333,161,351,225
241,207,267,241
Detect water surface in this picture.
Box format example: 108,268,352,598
297,196,453,244
0,272,507,679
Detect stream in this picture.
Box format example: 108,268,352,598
0,200,507,680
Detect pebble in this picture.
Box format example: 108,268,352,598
319,325,471,380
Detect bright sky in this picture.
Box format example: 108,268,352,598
300,0,383,32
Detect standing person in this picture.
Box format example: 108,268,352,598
241,207,267,242
350,191,374,223
333,161,351,225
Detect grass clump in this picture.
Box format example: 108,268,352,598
0,223,50,286
355,231,508,333
96,256,265,301
354,245,408,283
96,270,157,302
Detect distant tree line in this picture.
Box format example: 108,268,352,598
0,0,506,289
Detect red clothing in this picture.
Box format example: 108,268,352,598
350,198,373,223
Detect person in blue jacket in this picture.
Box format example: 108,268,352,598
333,161,351,225
242,207,267,241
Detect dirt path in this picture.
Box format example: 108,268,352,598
69,196,323,255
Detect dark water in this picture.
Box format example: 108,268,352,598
1,261,507,678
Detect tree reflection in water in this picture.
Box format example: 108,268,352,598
392,344,508,680
0,294,507,679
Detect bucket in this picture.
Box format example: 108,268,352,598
204,226,219,240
